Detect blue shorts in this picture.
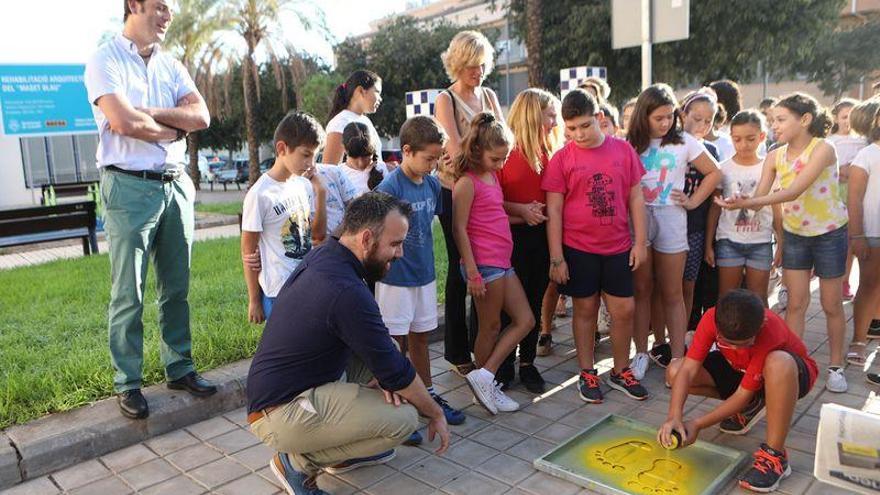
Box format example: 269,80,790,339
262,294,276,319
459,265,515,285
782,225,847,279
715,239,773,271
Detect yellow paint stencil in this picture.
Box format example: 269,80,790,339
534,415,748,495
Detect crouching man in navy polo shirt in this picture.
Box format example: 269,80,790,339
246,192,450,495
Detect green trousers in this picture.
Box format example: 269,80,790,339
250,357,419,476
100,169,196,393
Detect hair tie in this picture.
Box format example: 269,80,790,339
340,83,348,91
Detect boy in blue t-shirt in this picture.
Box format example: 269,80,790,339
376,116,465,431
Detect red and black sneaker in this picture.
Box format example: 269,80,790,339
738,444,791,492
607,367,649,400
578,369,604,403
720,394,766,435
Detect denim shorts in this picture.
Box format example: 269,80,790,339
262,294,276,319
782,225,848,278
715,239,773,271
459,264,516,285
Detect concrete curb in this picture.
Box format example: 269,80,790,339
0,325,445,490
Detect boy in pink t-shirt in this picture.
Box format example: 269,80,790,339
543,89,649,403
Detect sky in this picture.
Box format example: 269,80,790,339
0,0,411,66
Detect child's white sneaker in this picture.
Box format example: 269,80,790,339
826,367,848,393
466,368,498,415
493,383,520,412
630,352,650,381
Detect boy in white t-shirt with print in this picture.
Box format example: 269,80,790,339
241,112,327,323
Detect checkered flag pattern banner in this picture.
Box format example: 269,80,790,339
559,66,608,98
406,89,443,118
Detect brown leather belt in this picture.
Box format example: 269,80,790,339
247,406,278,425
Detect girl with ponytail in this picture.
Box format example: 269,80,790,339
717,92,850,393
323,70,384,166
451,113,533,415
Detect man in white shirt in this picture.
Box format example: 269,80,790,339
84,0,213,419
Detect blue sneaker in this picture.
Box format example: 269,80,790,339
403,430,423,446
433,393,466,425
323,449,396,474
269,453,328,495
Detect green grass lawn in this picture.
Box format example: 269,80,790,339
194,201,243,216
0,224,449,428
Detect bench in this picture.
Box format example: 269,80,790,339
41,182,99,205
0,201,99,255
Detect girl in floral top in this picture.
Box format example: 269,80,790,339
717,92,849,393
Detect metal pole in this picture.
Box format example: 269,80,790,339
641,0,652,89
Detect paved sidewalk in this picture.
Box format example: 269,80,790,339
0,223,239,270
5,293,874,495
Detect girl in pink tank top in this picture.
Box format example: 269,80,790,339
452,112,535,415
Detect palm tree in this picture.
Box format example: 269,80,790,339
525,0,543,88
233,0,328,187
164,0,234,188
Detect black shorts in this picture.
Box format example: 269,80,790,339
557,245,633,298
702,350,811,400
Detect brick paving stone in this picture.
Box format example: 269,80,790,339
404,456,467,488
494,410,552,434
507,436,555,462
230,443,276,471
313,474,358,495
534,422,579,444
185,417,238,441
441,471,509,495
0,476,59,495
188,457,250,489
215,473,280,495
517,471,582,495
100,444,157,473
68,475,133,495
118,458,179,491
165,443,224,471
443,439,499,467
206,427,260,455
145,429,200,456
471,425,528,451
333,463,396,489
363,472,434,495
223,407,249,428
139,475,206,495
384,445,430,470
474,453,535,485
50,459,110,491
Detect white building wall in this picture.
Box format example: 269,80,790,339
0,135,34,208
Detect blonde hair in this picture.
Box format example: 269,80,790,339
507,88,562,173
453,113,513,179
441,31,494,82
578,77,611,104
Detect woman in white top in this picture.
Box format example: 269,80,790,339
323,70,383,166
433,30,505,377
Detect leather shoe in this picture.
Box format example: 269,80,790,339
117,389,149,419
167,372,217,397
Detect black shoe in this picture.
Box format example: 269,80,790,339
117,389,149,419
738,444,791,492
720,394,766,435
536,334,553,357
519,364,546,394
496,360,515,390
167,372,217,397
867,373,880,386
868,320,880,339
607,367,649,400
649,343,672,368
578,369,604,403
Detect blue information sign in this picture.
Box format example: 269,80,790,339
0,64,96,136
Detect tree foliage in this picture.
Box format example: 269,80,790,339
508,0,845,103
300,72,345,123
334,16,495,137
798,15,880,99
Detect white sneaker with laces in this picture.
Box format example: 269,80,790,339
826,367,848,393
466,368,498,414
493,383,520,412
631,352,650,381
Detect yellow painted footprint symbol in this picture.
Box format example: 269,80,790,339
592,441,653,472
627,458,684,494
